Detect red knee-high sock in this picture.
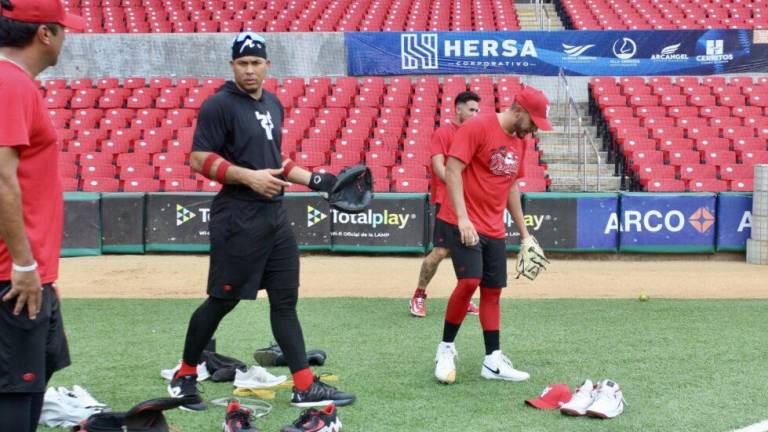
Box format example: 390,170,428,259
176,361,198,378
479,287,501,331
445,278,481,325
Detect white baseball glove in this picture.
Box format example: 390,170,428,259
515,236,549,281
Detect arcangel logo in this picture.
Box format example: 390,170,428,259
332,209,412,229
604,207,715,233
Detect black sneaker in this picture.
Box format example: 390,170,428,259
223,400,260,432
290,376,355,407
167,374,206,411
280,404,341,432
252,344,282,367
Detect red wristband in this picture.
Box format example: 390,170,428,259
201,153,219,179
215,159,231,184
283,160,297,177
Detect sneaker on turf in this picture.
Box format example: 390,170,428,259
466,301,479,316
280,404,342,432
585,379,625,419
161,361,210,381
434,342,457,384
223,400,260,432
560,379,596,416
480,350,529,382
253,343,282,367
234,366,287,389
410,289,427,317
291,376,356,408
167,374,206,411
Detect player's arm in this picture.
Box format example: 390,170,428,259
0,147,42,319
431,154,447,182
190,151,289,198
445,156,478,246
506,183,530,239
280,159,336,192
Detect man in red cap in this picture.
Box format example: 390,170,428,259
433,85,552,385
0,1,84,430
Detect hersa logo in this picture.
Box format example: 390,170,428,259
401,33,439,70
604,207,715,234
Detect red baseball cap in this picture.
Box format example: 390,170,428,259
516,85,553,131
0,0,85,30
525,383,572,409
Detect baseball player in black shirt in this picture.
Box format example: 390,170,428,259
167,32,355,411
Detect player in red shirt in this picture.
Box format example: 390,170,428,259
409,91,481,318
0,1,84,430
432,85,552,384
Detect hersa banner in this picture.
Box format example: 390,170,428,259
617,193,717,253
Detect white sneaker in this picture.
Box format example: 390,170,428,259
560,379,596,416
480,350,529,381
586,379,626,419
233,366,287,389
434,342,458,384
160,361,210,382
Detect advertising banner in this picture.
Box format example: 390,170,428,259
62,192,102,257
145,193,215,252
618,193,717,253
716,192,753,252
576,193,620,252
284,194,332,250
101,193,145,253
331,193,427,253
346,29,768,76
521,193,578,251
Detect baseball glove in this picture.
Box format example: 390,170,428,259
515,236,549,281
326,164,373,213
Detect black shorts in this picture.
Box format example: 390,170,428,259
432,204,451,249
440,220,508,288
0,282,70,393
207,198,299,300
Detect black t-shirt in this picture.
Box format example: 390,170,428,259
193,81,284,201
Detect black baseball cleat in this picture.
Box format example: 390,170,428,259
223,400,260,432
280,404,342,432
167,374,207,411
290,376,355,408
253,344,327,367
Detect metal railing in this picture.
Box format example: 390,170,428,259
555,68,602,191
532,0,552,31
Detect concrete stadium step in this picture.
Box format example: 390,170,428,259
541,150,609,164
549,176,622,192
545,163,616,177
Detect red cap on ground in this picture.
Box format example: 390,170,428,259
516,85,553,131
0,0,85,30
525,383,572,409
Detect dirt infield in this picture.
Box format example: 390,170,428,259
58,254,768,299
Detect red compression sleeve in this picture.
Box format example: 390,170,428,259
215,159,232,183
283,160,297,177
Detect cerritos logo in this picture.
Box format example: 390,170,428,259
176,204,196,226
696,39,734,64
688,207,715,233
307,205,328,228
612,37,637,60
651,43,689,61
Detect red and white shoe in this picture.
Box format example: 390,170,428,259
410,289,427,317
467,301,479,316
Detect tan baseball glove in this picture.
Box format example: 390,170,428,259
515,236,550,281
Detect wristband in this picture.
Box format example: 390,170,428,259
12,261,38,272
215,159,232,184
201,153,219,179
283,160,297,177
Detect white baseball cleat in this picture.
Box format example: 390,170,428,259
560,379,597,416
234,366,287,389
434,342,458,384
480,350,529,381
585,379,626,419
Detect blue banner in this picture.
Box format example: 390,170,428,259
576,194,619,252
346,29,768,76
716,193,753,252
618,193,717,253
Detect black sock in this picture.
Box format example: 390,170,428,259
442,321,461,343
267,285,309,373
0,392,38,432
182,297,239,366
483,331,500,355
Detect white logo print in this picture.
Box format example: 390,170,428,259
661,43,681,55
401,33,439,70
255,111,274,140
706,40,723,55
562,43,595,57
612,38,637,60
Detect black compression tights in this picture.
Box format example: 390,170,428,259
0,392,44,432
182,288,309,373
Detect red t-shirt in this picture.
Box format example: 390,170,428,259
437,114,526,239
428,121,459,205
0,61,64,284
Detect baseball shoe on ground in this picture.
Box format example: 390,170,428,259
223,400,260,432
168,374,206,411
253,344,282,367
480,350,529,382
586,379,625,419
467,301,479,315
560,379,596,416
434,342,457,384
291,377,356,407
281,404,342,432
410,289,427,317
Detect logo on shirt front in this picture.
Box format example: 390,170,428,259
489,146,519,177
255,111,274,140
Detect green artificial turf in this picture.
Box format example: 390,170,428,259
39,298,768,432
